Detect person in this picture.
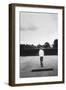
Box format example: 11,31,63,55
39,49,44,67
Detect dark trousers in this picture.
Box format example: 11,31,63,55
40,57,43,67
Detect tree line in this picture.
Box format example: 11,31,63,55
21,39,58,49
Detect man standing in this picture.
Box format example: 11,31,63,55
39,49,44,67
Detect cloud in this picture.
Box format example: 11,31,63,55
28,25,37,30
20,25,38,31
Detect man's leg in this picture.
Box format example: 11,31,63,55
40,57,43,67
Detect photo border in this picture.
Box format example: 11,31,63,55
9,3,64,86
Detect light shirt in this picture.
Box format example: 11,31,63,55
39,49,44,57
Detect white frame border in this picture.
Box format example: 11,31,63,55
15,6,63,84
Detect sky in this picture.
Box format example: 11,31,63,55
19,12,58,46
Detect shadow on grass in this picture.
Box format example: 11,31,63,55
31,68,53,72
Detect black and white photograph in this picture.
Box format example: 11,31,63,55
9,4,64,86
19,12,58,78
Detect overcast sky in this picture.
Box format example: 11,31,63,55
19,12,58,45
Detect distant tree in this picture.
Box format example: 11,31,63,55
44,42,50,48
42,44,45,48
53,39,58,49
31,44,36,49
37,44,42,49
